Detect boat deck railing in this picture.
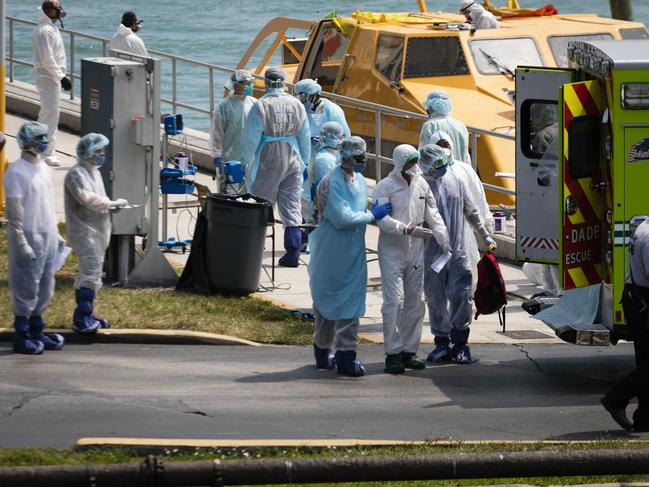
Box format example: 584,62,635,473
7,15,514,196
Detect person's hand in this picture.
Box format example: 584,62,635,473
60,76,72,91
485,236,497,251
371,202,392,221
57,236,66,253
115,198,128,208
411,226,434,239
442,241,452,254
18,242,36,261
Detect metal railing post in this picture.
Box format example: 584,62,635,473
375,108,382,183
470,129,479,171
208,67,214,115
102,40,108,57
8,17,13,82
171,58,177,114
69,32,75,100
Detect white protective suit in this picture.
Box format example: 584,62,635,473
374,145,449,356
463,2,500,29
109,24,148,56
32,7,66,161
209,94,257,162
241,90,311,228
420,115,471,164
427,131,494,290
4,153,61,317
64,161,114,291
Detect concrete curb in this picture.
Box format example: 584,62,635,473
0,328,261,346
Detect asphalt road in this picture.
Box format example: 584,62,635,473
0,342,645,448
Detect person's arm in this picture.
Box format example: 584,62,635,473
296,104,312,166
418,121,431,150
323,177,373,229
33,29,66,80
374,183,406,235
133,36,149,56
461,179,490,241
64,171,112,212
423,185,450,252
462,164,494,234
241,103,264,166
330,102,351,138
209,103,225,159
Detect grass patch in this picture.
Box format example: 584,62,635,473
2,442,649,485
0,225,312,344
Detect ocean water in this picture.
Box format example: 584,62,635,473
7,0,649,131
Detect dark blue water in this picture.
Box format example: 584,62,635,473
8,0,648,131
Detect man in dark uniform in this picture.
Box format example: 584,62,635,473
602,216,649,432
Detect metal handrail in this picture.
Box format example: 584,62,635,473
6,15,515,195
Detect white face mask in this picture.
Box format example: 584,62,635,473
405,165,418,176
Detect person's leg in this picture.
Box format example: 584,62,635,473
425,266,452,363
448,257,474,364
30,243,64,350
35,76,61,164
277,168,303,267
400,261,426,369
74,245,109,328
334,317,365,377
312,306,335,369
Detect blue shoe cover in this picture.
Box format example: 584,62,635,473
335,350,366,377
13,335,44,355
29,316,64,350
72,315,102,335
427,343,451,363
278,251,300,268
91,316,110,329
313,344,335,369
451,345,473,364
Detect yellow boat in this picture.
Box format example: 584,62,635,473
237,1,648,204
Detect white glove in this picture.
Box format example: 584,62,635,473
115,198,128,208
485,236,497,250
411,226,434,239
18,242,36,261
57,236,66,253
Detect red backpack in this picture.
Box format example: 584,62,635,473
474,251,507,328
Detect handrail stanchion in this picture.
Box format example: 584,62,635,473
8,17,13,82
470,130,479,171
208,67,214,116
172,57,177,114
69,32,75,100
375,107,382,183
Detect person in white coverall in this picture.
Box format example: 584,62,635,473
209,70,256,177
32,1,71,167
420,144,496,365
241,66,311,268
374,144,450,374
427,130,494,291
65,133,129,335
419,90,471,165
459,0,500,29
109,11,148,56
5,122,66,355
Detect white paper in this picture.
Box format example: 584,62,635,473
54,246,72,272
430,251,452,273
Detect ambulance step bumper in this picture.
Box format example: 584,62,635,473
542,321,611,346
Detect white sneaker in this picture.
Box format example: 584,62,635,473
44,156,61,167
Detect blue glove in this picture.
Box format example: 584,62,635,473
213,156,223,173
303,166,309,182
371,201,392,221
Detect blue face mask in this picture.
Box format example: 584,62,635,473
243,84,253,97
35,142,49,154
434,165,448,178
95,154,106,167
352,162,366,173
303,101,314,111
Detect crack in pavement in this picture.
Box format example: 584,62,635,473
0,391,49,422
178,399,212,418
513,344,543,373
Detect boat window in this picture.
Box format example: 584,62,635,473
620,28,649,40
375,34,404,83
403,36,469,78
470,38,542,76
304,22,350,87
521,100,559,162
548,34,613,67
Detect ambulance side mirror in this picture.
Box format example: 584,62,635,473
568,115,600,179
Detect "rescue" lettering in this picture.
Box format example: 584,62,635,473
565,250,592,265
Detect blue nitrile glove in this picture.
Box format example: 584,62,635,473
213,156,223,174
303,166,309,182
371,201,392,221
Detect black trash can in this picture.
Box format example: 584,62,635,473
205,193,273,295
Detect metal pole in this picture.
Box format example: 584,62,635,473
470,130,479,171
171,58,177,114
609,0,633,20
8,17,13,82
162,133,168,243
374,108,382,183
0,0,7,219
69,32,75,100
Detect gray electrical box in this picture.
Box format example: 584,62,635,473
81,58,149,236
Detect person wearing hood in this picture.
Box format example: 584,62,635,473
374,144,449,374
420,144,496,365
32,0,71,167
5,122,66,355
242,66,311,268
308,136,392,377
459,0,500,29
64,133,129,335
304,121,345,223
426,130,494,290
209,69,256,178
419,90,471,165
109,11,148,56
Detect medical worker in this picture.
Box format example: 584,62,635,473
419,90,470,164
294,78,350,146
420,144,496,365
32,0,70,167
374,145,449,374
242,66,311,267
427,130,494,289
303,121,344,223
209,69,256,176
459,0,500,29
65,133,128,334
109,11,148,56
308,136,392,377
5,122,66,355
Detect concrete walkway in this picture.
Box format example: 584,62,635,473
3,112,560,346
